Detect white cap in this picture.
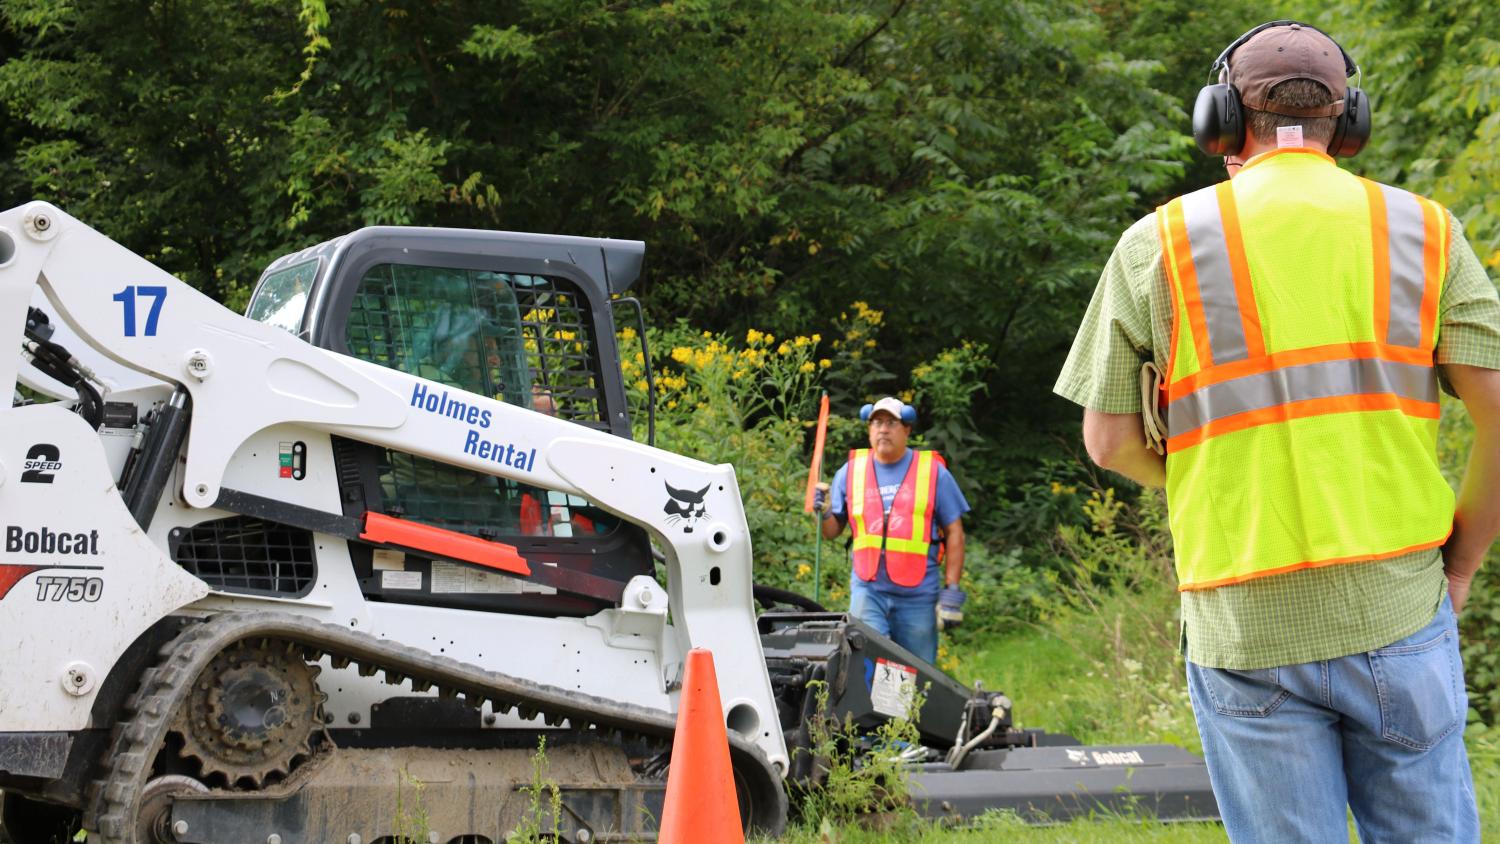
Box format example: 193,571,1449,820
865,396,916,425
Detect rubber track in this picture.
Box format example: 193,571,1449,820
85,611,787,841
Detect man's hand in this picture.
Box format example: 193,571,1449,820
1446,566,1474,615
937,586,966,631
812,483,830,514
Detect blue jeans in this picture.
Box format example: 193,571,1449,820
848,579,938,664
1187,595,1478,843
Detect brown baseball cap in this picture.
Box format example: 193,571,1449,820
1228,23,1348,117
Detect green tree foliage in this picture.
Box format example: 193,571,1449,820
1306,1,1500,263
0,0,1194,428
0,0,306,304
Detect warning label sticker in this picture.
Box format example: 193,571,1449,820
380,570,422,590
870,658,917,719
430,561,556,596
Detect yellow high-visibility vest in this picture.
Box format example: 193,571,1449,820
1156,148,1454,591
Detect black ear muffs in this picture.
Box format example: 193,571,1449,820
1327,87,1371,157
1192,82,1245,157
1192,20,1370,159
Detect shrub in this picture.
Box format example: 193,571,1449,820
623,306,1004,608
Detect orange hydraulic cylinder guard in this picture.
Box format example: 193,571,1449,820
360,512,531,576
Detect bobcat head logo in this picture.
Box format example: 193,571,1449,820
663,482,711,534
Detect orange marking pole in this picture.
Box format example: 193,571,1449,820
360,512,531,576
804,392,831,603
659,649,744,844
803,392,831,512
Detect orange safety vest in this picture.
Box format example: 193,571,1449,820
520,492,595,536
847,449,941,587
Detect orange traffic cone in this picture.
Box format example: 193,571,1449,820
659,648,744,843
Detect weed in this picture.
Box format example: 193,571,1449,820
790,680,926,833
508,736,562,844
391,767,431,844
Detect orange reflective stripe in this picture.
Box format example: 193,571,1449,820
1165,341,1435,401
1178,531,1451,592
908,452,934,543
848,450,875,548
883,452,937,554
1164,198,1216,369
1215,182,1265,359
1158,208,1183,392
1167,356,1436,436
1166,392,1440,453
1362,179,1392,342
1419,196,1443,350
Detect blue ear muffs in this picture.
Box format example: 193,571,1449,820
859,402,919,424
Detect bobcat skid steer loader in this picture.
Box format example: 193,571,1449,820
0,201,1216,843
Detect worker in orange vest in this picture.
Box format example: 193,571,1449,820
815,397,969,663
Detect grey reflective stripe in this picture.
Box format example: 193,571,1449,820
1381,184,1427,347
1167,357,1437,435
1181,187,1250,364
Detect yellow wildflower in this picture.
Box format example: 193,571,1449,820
864,339,876,348
633,379,648,392
799,361,815,374
671,346,693,364
777,342,792,355
796,563,811,579
819,359,831,369
812,333,822,343
852,301,885,325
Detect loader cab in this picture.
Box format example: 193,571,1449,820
246,227,654,618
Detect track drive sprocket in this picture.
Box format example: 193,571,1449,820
169,639,324,787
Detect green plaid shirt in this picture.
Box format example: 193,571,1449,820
1056,195,1500,669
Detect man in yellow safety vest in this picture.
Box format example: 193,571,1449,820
815,397,970,664
1057,20,1500,842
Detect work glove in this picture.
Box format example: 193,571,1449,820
813,483,830,514
937,586,966,631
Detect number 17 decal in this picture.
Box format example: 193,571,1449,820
112,285,168,337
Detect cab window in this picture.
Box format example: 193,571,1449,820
342,263,615,538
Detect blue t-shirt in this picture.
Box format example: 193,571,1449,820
829,448,970,598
